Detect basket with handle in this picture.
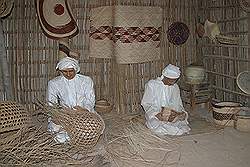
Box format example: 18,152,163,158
0,101,30,133
49,106,105,148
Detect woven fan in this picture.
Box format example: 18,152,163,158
49,107,105,148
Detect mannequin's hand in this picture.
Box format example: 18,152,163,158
73,106,88,112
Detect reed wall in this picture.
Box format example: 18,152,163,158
1,0,198,112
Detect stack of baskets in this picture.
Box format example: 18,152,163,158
95,99,112,114
212,102,241,127
50,107,105,148
0,101,30,133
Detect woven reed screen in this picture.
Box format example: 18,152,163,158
198,0,250,106
1,0,198,113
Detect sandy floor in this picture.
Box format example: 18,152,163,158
106,107,250,167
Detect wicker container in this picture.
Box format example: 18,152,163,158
234,107,250,132
212,102,241,127
0,101,30,133
50,107,105,148
95,99,112,113
184,65,205,84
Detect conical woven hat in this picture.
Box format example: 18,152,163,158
35,0,78,40
204,19,239,44
204,19,220,42
0,0,14,18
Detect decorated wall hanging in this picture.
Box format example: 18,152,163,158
89,5,162,64
167,22,189,45
35,0,79,40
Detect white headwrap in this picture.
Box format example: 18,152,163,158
56,57,80,73
161,64,181,79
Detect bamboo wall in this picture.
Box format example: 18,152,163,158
1,0,198,112
198,0,250,106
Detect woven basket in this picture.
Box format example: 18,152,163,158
234,107,250,132
95,99,112,113
50,107,105,148
212,102,241,127
0,101,30,133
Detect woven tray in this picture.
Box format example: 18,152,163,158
0,101,30,133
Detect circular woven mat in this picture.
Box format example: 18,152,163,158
237,71,250,94
239,0,250,12
167,22,190,45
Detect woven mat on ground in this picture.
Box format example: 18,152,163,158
89,6,162,64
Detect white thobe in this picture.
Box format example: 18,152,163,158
46,74,96,143
141,77,191,136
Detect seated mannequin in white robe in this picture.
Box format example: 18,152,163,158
141,64,191,136
47,56,97,143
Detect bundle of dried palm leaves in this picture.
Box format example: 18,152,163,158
102,113,181,166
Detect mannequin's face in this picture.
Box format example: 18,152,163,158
60,68,76,80
162,76,178,86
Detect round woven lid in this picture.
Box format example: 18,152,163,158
239,0,250,12
237,71,250,94
167,22,190,45
0,0,14,18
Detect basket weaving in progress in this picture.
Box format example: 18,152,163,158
161,107,186,123
49,107,105,148
0,101,30,133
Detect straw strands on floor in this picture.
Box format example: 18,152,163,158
102,113,181,166
0,111,109,166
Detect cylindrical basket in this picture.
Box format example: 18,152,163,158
184,65,205,84
212,102,241,127
95,99,113,114
234,107,250,132
0,101,30,133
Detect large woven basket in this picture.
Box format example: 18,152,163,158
0,101,30,133
50,107,105,148
212,102,241,127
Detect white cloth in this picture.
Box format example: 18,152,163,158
47,73,96,143
47,74,95,111
56,56,80,73
162,64,181,79
141,77,191,136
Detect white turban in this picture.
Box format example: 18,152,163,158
56,57,80,73
161,64,181,79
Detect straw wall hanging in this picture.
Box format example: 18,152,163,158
89,5,162,64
